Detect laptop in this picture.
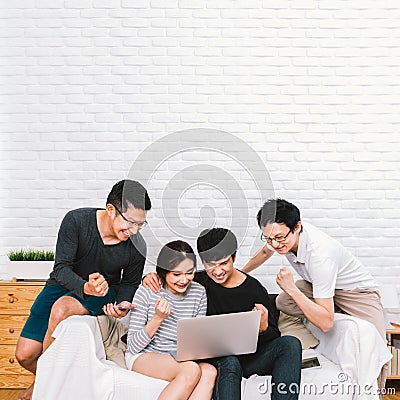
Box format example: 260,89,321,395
174,310,261,362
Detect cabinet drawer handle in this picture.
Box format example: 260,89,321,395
8,294,16,303
9,328,15,333
9,358,15,364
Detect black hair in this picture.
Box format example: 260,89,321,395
196,227,237,263
256,198,301,231
156,240,197,287
106,179,151,212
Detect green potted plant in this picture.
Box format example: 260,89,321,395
7,249,55,280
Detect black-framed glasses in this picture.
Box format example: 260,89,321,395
260,229,291,244
113,204,148,229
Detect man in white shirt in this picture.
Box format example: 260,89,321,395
242,198,385,339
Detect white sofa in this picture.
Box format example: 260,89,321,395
32,277,391,400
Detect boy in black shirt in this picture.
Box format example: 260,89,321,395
144,228,301,400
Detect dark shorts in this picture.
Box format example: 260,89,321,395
21,284,116,343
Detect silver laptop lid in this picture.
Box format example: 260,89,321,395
175,310,261,362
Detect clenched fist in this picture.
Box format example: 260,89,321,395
154,297,171,320
84,272,109,297
276,267,297,296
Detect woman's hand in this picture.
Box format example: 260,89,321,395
154,297,171,320
144,297,171,338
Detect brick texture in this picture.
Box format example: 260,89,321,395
1,1,399,312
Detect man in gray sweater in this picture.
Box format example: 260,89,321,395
15,179,151,400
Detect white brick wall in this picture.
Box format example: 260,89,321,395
1,1,399,313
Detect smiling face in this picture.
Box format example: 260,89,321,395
165,258,196,296
262,222,301,254
203,254,235,287
107,203,147,242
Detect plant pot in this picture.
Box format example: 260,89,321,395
7,261,54,280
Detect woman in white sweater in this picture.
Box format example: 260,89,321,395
125,240,216,400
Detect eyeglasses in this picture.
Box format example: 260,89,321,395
113,205,148,230
260,229,291,244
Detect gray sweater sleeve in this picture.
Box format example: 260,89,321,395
196,288,207,317
126,286,153,354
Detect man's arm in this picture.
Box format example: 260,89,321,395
253,279,280,343
276,267,334,332
142,272,162,292
52,211,107,299
115,236,146,304
242,245,274,273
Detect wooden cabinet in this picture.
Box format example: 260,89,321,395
387,328,400,380
0,281,45,388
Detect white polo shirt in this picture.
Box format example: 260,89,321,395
283,222,378,298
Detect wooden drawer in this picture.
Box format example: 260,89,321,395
0,284,44,315
0,345,30,375
0,281,45,389
0,315,28,345
0,373,34,389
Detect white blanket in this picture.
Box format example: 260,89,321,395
32,316,114,400
33,314,391,400
306,314,392,400
32,315,167,400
